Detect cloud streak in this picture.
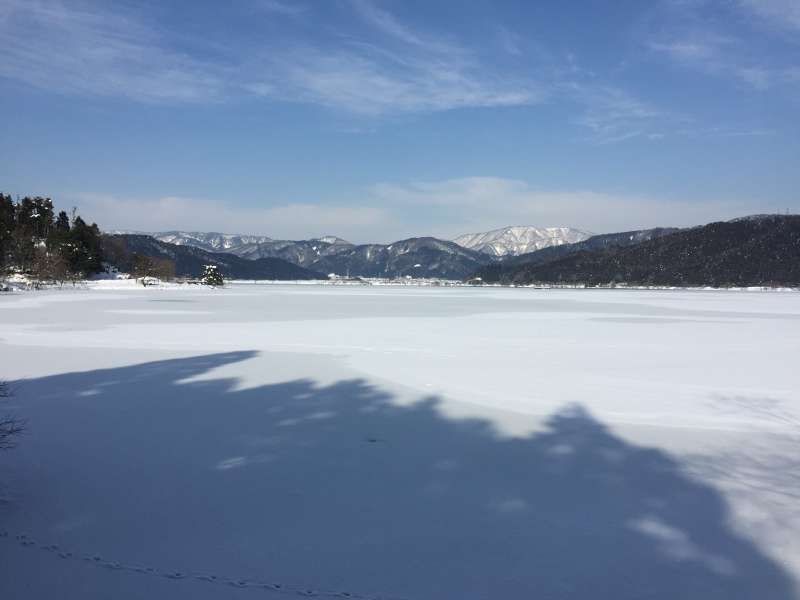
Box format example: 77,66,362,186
248,44,541,115
73,193,391,242
644,1,800,92
647,34,794,91
0,0,670,142
738,0,800,32
255,0,307,17
565,84,667,144
71,177,773,244
0,0,226,103
368,177,765,239
0,0,541,115
245,0,544,115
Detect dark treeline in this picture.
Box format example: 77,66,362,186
0,192,307,284
0,193,103,283
473,216,800,287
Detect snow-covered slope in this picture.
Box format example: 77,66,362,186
311,236,491,279
147,232,353,263
2,287,799,599
454,226,592,257
151,231,274,253
140,232,484,278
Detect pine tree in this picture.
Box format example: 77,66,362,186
0,194,104,280
0,193,14,272
201,264,224,287
55,211,70,233
67,216,103,276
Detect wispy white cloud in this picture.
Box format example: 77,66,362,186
0,0,683,142
72,193,391,242
0,0,226,103
349,0,455,52
644,1,800,91
647,32,732,63
0,0,542,115
738,0,800,31
647,32,790,91
247,44,541,115
72,176,777,242
244,0,543,115
564,84,667,144
735,66,771,90
497,26,524,57
255,0,307,17
248,31,673,138
367,176,765,238
672,126,776,138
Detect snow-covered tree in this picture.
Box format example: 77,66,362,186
201,264,224,287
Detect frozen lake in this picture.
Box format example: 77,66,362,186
1,283,799,599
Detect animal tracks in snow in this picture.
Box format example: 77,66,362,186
0,530,408,599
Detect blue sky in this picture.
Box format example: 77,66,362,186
1,0,798,242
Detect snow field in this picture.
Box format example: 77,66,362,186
1,283,798,599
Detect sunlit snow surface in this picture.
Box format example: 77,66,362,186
1,282,799,599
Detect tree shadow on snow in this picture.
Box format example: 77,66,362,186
1,351,796,600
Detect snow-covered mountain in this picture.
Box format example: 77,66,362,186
234,237,354,267
151,231,274,253
147,232,353,265
137,231,488,279
475,216,800,286
104,234,324,280
311,237,492,279
453,226,593,257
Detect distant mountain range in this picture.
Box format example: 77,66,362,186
475,227,679,282
147,225,590,262
150,232,275,253
308,237,491,279
454,226,592,257
129,225,592,279
143,231,492,279
102,234,324,280
475,216,800,287
104,216,800,285
149,231,354,268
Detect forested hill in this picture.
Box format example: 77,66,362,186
148,232,491,279
308,237,492,279
1,194,104,279
474,216,800,287
475,227,679,283
103,234,326,280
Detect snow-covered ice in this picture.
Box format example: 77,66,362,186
1,283,799,599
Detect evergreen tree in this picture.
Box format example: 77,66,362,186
16,196,54,239
46,211,71,255
0,193,14,272
55,211,70,233
66,216,103,276
10,206,36,273
201,264,224,286
0,193,104,280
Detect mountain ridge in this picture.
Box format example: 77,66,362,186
475,216,800,287
310,236,492,279
454,226,593,257
102,234,326,280
474,227,680,282
107,215,800,283
135,231,492,279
